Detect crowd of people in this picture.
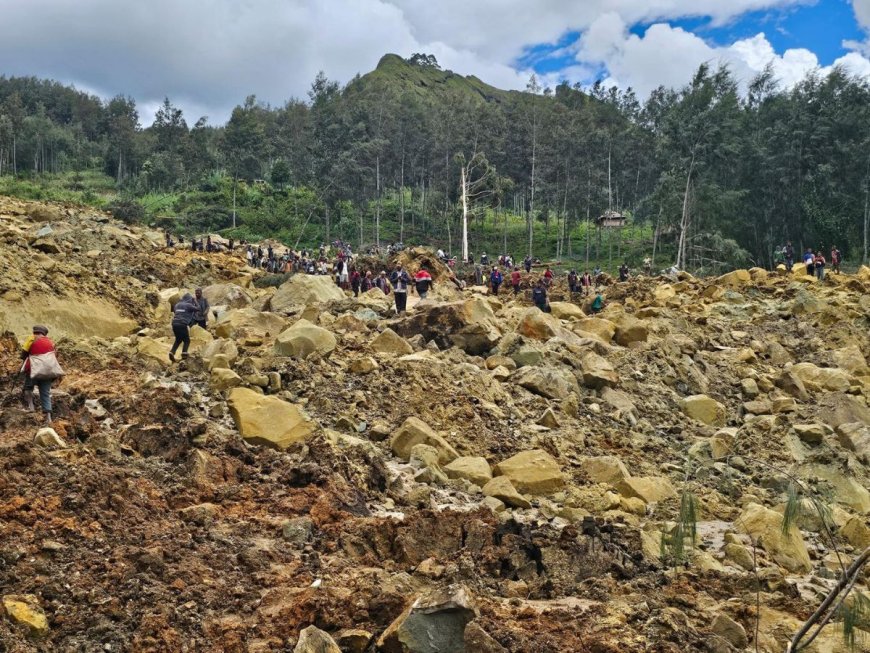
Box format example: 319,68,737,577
777,242,841,280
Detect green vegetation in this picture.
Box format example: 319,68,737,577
2,54,869,271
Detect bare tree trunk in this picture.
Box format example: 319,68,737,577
232,176,237,229
529,133,537,258
375,155,381,248
863,156,870,264
652,207,661,268
399,147,406,243
676,151,696,269
460,165,469,263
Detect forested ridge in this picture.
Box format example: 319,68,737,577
1,52,869,270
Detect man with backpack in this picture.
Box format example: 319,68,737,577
21,325,62,424
567,270,579,295
169,293,198,362
489,266,503,296
532,280,550,313
390,264,411,313
414,266,434,299
511,266,522,295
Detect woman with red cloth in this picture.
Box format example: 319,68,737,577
20,325,59,423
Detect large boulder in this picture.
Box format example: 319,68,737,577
137,337,170,365
836,423,870,463
200,338,239,367
395,297,501,355
681,394,726,427
227,388,317,450
271,275,345,312
443,456,492,487
791,362,852,392
574,317,616,342
356,287,393,312
371,328,414,355
613,315,649,347
482,476,531,509
210,367,243,392
549,302,585,320
582,456,631,485
274,319,337,358
0,294,137,340
512,366,579,399
715,269,751,288
202,283,252,309
390,417,458,465
736,502,811,573
517,308,562,340
493,449,565,495
615,476,676,504
294,626,341,653
214,308,287,340
579,351,618,389
377,585,477,653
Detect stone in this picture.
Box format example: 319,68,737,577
443,457,492,487
209,367,242,392
793,424,825,446
377,585,477,653
575,317,617,342
579,350,618,388
710,613,748,649
227,387,317,450
493,450,565,495
836,423,870,463
820,394,870,430
710,429,736,461
682,394,726,427
2,594,49,637
271,275,345,312
512,366,579,400
293,625,341,653
274,319,337,358
776,370,809,401
390,417,458,465
615,476,676,504
482,476,531,509
281,517,314,545
581,456,631,485
34,427,66,449
716,269,751,288
548,301,585,320
790,362,852,392
201,338,239,367
137,336,171,365
537,407,560,428
464,622,508,652
839,516,870,549
371,328,414,355
490,365,511,382
202,283,252,309
481,496,506,513
0,295,136,341
736,502,811,573
215,308,286,340
335,629,373,653
509,343,544,367
723,543,755,571
517,308,563,340
350,356,379,374
832,344,869,375
395,297,501,355
485,355,516,371
740,378,760,398
743,399,772,415
614,315,648,346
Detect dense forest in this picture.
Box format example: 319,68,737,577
1,53,869,270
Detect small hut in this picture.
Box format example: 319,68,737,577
595,210,627,228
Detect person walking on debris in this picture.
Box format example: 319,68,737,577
814,250,826,281
803,248,815,276
375,271,391,295
524,255,532,274
20,325,62,424
474,265,483,286
532,280,551,313
581,270,593,297
511,266,522,295
618,262,630,282
362,271,374,292
567,269,579,295
830,245,841,274
543,265,554,288
480,252,489,266
784,241,795,269
169,293,197,362
590,292,605,314
391,264,411,313
351,268,362,297
489,266,503,296
193,288,210,329
414,266,434,299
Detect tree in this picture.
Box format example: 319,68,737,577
221,95,267,227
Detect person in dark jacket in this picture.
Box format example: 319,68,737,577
390,265,411,313
532,280,550,313
169,293,197,361
489,266,503,295
193,288,210,329
414,266,433,299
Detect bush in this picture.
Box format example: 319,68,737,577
106,198,145,224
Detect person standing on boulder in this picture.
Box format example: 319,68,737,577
814,250,826,281
532,280,551,313
803,248,815,276
474,265,483,286
489,266,503,296
169,293,197,362
511,266,522,295
581,270,593,297
20,325,62,424
567,269,579,295
351,268,362,297
524,255,532,274
413,266,434,299
390,264,411,313
619,262,630,282
784,241,795,269
830,245,841,274
375,271,391,295
193,288,210,329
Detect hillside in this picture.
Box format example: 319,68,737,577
2,195,870,651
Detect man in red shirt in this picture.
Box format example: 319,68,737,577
414,267,434,299
21,325,58,423
511,267,522,294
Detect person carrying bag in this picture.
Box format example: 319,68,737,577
21,325,63,424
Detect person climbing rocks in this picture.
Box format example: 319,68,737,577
414,266,434,299
784,241,794,269
814,250,826,281
619,263,630,282
169,293,197,362
351,268,362,297
830,245,841,274
590,292,605,314
20,325,62,424
391,264,411,313
803,248,815,276
524,255,532,274
480,252,489,266
532,280,550,313
474,265,483,286
193,288,210,329
543,266,554,288
581,270,593,297
511,266,522,295
489,266,503,296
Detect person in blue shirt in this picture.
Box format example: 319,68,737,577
489,266,503,295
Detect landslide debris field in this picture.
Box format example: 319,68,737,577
1,196,870,653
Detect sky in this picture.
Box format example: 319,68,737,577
1,0,869,125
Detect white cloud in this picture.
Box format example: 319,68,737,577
0,0,860,123
853,0,870,30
